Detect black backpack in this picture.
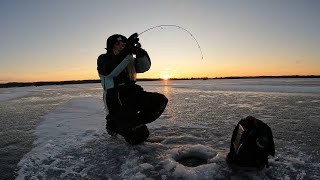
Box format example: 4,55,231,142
227,116,275,170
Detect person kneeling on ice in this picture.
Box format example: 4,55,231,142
97,33,168,145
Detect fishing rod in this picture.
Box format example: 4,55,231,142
138,25,204,60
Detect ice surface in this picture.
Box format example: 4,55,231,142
10,79,320,179
16,98,106,179
142,78,320,94
15,96,231,179
0,87,33,102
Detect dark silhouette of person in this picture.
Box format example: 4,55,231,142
97,33,168,144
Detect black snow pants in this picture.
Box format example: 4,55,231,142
106,82,168,144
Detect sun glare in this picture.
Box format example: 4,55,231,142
160,75,171,80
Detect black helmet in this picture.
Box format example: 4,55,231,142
106,34,127,50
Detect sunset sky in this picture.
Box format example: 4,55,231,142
1,0,319,83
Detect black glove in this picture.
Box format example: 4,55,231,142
132,43,142,55
134,47,147,58
127,33,139,50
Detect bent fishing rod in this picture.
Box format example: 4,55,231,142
138,25,204,60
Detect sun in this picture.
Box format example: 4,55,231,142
160,74,171,80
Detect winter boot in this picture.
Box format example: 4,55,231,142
106,114,118,136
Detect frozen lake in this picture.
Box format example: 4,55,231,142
0,78,320,179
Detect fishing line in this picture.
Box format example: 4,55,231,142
138,25,204,60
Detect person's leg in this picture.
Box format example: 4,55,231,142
117,83,143,111
107,85,150,144
116,83,168,124
109,103,149,145
137,91,168,124
105,88,123,136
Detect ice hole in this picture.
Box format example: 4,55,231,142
176,155,208,167
166,145,215,168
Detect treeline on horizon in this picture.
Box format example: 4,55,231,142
0,75,319,88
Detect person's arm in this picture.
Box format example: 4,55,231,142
98,55,134,90
97,52,132,75
108,55,134,77
97,54,107,75
135,48,151,73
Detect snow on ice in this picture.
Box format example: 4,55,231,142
15,97,229,179
0,87,33,102
11,80,320,179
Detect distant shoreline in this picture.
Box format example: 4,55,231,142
1,75,319,88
